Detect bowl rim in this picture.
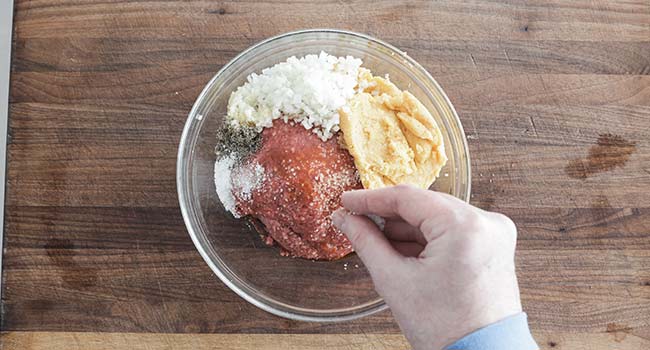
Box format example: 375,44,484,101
177,28,471,322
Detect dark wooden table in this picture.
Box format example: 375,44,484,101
2,1,650,349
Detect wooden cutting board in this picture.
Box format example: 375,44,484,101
2,1,650,349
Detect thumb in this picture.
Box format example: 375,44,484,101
332,209,403,278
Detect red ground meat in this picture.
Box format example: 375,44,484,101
235,120,362,260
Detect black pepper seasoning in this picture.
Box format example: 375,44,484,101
214,123,262,160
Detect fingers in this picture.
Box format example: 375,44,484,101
383,219,427,245
332,209,403,277
342,184,464,235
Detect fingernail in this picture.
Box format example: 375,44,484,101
331,209,346,229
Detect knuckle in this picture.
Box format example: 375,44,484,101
390,184,416,212
491,212,518,241
458,209,484,232
392,184,421,201
492,211,513,225
451,211,518,266
454,213,490,255
358,194,371,214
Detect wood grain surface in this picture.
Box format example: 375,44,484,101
3,331,650,350
3,0,650,349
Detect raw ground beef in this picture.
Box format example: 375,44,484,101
235,120,362,260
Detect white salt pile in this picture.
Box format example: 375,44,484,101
214,154,266,217
227,52,362,141
214,154,237,215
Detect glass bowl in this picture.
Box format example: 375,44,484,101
177,29,471,322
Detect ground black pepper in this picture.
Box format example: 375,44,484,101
214,123,261,160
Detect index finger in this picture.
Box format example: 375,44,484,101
341,184,466,231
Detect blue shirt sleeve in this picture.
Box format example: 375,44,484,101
445,313,538,350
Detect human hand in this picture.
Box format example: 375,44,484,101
331,185,522,350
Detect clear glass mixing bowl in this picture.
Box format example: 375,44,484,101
177,29,471,322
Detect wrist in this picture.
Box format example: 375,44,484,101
445,270,523,348
445,313,538,350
